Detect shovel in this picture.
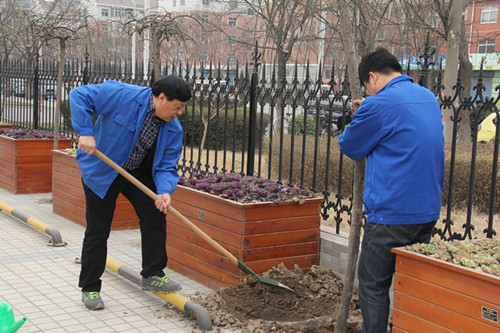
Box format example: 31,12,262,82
94,149,293,292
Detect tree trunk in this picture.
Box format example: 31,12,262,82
334,3,365,332
152,28,162,83
53,38,66,149
442,0,464,142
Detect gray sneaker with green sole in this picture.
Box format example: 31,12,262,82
82,291,104,310
141,275,181,293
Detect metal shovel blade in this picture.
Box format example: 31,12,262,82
238,261,293,292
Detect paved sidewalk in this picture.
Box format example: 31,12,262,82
0,188,233,333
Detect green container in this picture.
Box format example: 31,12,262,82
0,301,26,333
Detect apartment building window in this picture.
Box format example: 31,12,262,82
229,0,238,9
326,48,336,60
481,5,498,23
178,50,185,60
228,36,237,45
173,0,176,6
228,53,237,64
101,23,109,32
228,17,237,27
202,0,210,6
246,26,254,34
376,29,385,41
180,0,185,5
200,31,208,43
200,52,209,62
201,14,210,23
478,39,495,53
101,8,109,17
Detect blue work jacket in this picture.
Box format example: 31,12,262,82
69,80,183,199
338,75,444,225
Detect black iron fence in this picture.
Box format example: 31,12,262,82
0,45,498,241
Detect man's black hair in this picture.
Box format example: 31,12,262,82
152,74,192,102
358,47,403,85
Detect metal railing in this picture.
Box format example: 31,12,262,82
0,44,498,241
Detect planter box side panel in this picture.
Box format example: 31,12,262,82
393,248,500,333
243,242,319,261
167,209,244,250
171,199,244,235
166,229,241,289
167,256,238,290
0,138,17,191
392,310,455,333
0,138,71,193
243,198,323,221
244,215,320,234
52,190,87,227
52,150,140,230
393,248,500,305
167,186,321,288
172,186,245,220
394,291,499,333
394,273,500,331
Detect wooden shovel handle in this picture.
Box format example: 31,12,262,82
94,149,239,266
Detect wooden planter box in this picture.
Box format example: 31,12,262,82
0,136,71,193
166,185,323,290
392,247,500,333
52,149,140,230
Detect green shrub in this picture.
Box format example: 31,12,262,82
288,114,319,136
180,107,270,151
60,100,72,131
442,141,500,213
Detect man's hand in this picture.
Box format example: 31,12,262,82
351,98,365,114
155,193,171,214
78,136,96,154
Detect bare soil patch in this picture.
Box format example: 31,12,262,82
191,264,362,332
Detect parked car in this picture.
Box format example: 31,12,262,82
477,113,498,143
40,78,57,100
306,98,352,136
10,78,25,97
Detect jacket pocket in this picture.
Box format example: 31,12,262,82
113,112,137,132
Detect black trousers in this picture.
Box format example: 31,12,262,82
78,167,167,292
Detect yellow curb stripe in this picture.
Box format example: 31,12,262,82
152,291,188,311
26,217,47,232
0,201,13,214
106,257,121,273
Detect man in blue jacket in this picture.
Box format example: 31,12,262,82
338,48,444,332
70,75,191,310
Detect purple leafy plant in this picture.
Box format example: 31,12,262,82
178,172,317,203
0,128,67,139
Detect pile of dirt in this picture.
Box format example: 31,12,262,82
190,264,362,332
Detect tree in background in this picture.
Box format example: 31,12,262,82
25,0,91,147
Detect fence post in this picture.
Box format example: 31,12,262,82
247,42,261,176
33,52,39,130
83,47,89,85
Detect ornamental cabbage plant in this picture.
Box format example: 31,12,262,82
178,172,317,203
0,128,67,139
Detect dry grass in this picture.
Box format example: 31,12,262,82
434,207,499,240
180,147,248,174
